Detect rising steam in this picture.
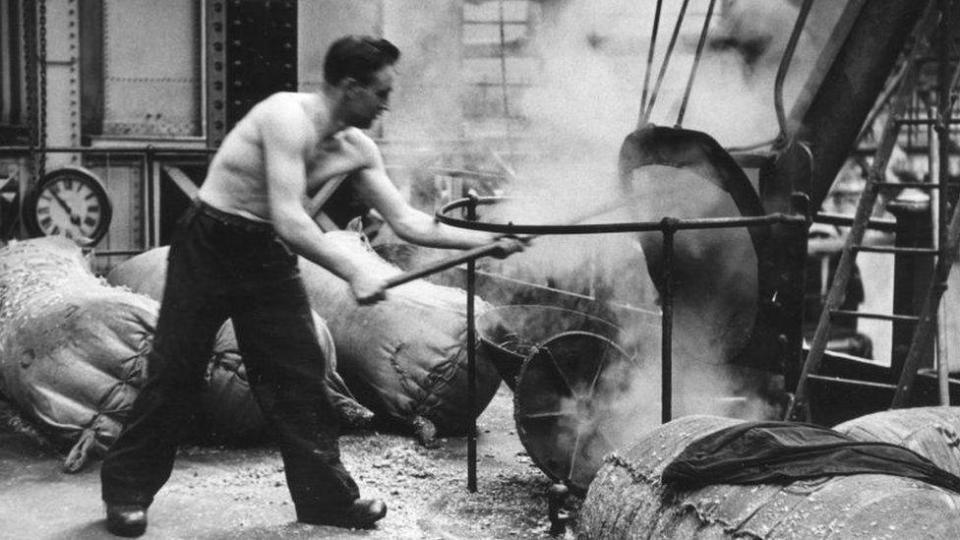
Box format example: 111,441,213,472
390,1,825,446
481,0,821,438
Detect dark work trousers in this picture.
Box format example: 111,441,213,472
101,200,360,517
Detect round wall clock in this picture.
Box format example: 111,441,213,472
22,167,113,247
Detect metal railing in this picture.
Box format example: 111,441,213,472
435,194,807,491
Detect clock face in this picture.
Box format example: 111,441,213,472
23,168,113,246
36,176,104,237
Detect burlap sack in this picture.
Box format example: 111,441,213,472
0,237,155,472
109,231,502,437
298,231,501,435
106,248,346,444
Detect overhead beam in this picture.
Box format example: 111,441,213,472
787,0,929,210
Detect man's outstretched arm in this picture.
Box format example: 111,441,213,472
260,101,390,302
349,132,521,253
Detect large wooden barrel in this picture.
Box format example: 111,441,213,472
579,415,960,539
836,406,960,476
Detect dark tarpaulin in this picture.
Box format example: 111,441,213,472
662,420,960,494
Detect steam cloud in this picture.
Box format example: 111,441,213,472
483,0,821,438
392,1,824,448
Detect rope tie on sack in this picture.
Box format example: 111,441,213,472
414,341,469,418
63,401,137,474
387,342,416,397
604,452,654,485
63,426,98,473
117,352,147,386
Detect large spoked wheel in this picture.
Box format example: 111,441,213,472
513,331,640,494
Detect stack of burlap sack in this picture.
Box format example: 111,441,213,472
0,233,501,470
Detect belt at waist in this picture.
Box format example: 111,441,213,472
192,199,274,234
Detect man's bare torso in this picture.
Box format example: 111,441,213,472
197,92,365,222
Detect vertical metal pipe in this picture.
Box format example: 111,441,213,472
781,194,811,402
935,0,951,405
887,197,932,381
892,195,960,408
930,110,950,405
497,0,510,120
466,194,479,492
497,0,513,160
145,147,155,248
930,108,940,255
660,218,676,424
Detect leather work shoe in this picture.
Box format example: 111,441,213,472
299,498,388,529
105,504,147,537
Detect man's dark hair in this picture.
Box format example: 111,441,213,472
324,35,400,86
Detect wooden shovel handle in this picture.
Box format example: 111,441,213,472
383,240,513,289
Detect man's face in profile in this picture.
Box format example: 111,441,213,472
345,66,394,129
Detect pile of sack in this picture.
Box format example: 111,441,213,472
0,238,155,472
0,233,502,470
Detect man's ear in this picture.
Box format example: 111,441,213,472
342,77,362,95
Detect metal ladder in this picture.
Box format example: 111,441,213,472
787,5,959,421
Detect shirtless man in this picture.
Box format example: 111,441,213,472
100,35,522,537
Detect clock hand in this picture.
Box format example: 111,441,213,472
50,191,83,226
50,190,74,215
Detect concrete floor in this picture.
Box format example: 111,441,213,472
0,385,570,540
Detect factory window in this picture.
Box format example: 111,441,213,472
0,0,27,144
462,0,537,136
84,0,203,140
